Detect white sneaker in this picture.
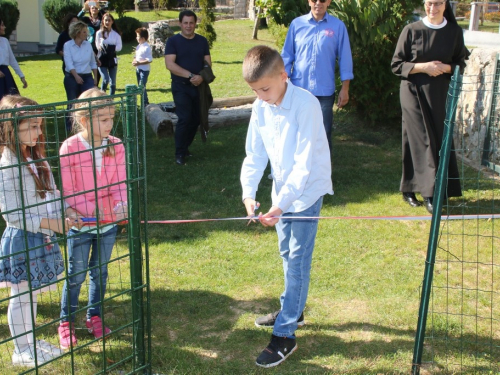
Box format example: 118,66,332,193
37,339,64,357
12,346,53,367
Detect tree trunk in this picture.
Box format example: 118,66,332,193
252,7,261,40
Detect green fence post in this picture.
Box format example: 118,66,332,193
411,67,463,375
125,85,146,370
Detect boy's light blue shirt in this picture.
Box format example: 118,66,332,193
281,12,354,96
241,81,333,213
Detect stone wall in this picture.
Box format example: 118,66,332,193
234,0,248,18
147,21,174,58
454,47,500,170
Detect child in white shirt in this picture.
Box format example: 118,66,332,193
132,27,153,106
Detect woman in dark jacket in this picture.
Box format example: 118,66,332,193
55,14,79,75
391,0,469,214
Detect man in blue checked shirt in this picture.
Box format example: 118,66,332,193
281,0,353,151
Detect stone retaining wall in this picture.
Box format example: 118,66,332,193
454,48,499,171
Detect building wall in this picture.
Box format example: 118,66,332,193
16,0,58,52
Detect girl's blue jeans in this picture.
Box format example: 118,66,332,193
98,66,117,95
273,196,323,338
60,226,118,322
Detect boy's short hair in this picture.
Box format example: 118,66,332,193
179,10,197,23
135,27,149,40
242,45,285,83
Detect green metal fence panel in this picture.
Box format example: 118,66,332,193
0,87,150,374
412,66,500,373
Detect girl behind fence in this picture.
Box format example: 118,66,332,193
58,88,127,350
0,95,81,367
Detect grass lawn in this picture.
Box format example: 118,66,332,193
458,19,499,33
1,17,499,374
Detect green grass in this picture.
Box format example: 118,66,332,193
2,18,500,374
458,19,499,33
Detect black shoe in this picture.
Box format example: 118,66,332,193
255,310,305,328
423,197,433,214
175,156,185,165
185,150,193,157
256,334,297,368
402,192,422,208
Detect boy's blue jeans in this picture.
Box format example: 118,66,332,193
136,69,150,105
273,196,323,338
60,226,118,322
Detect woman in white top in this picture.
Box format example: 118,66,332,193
95,13,122,95
0,18,27,100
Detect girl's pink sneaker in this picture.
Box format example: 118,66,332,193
58,322,77,350
86,316,112,339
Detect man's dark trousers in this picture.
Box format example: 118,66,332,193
172,80,201,158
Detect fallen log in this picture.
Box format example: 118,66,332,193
149,102,253,138
145,104,174,138
211,96,255,108
208,105,252,129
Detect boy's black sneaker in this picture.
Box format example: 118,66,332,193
256,334,297,368
254,310,305,328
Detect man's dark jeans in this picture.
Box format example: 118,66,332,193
64,73,94,133
172,80,200,158
316,94,335,151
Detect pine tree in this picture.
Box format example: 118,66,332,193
198,0,217,48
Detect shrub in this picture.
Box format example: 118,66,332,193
256,0,308,27
485,11,500,22
0,0,20,39
109,0,130,18
268,19,288,49
198,0,216,48
42,0,81,33
330,0,422,125
455,2,470,18
152,0,177,11
115,16,143,42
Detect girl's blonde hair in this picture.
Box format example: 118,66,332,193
0,95,53,198
72,88,116,157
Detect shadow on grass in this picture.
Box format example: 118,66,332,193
148,288,500,374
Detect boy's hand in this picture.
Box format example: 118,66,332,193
132,58,138,67
243,198,259,224
259,206,282,227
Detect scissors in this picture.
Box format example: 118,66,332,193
247,201,260,226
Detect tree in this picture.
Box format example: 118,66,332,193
42,0,81,33
0,0,20,39
329,0,422,125
256,0,308,27
198,0,216,48
109,0,129,18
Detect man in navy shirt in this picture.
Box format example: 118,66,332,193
165,10,211,166
281,0,353,151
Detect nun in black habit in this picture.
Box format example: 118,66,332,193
391,0,469,214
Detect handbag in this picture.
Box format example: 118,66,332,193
97,43,117,69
